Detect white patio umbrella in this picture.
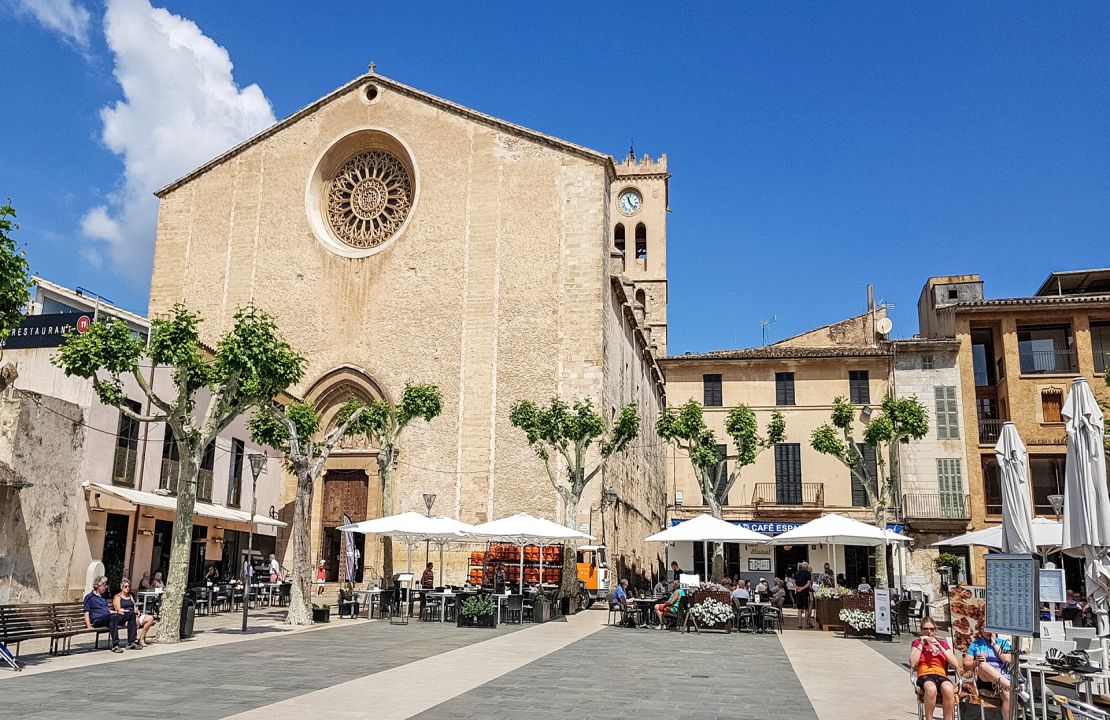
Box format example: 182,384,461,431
933,516,1062,551
339,512,476,581
997,422,1037,555
645,514,770,581
1061,377,1110,639
770,513,905,582
469,513,593,593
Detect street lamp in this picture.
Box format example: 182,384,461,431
598,486,617,545
242,453,267,632
423,493,436,565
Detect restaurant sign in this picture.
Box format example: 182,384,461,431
670,518,905,536
0,313,91,350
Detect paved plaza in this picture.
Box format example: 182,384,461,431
0,608,930,720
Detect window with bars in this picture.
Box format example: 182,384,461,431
196,442,215,502
937,458,965,518
111,400,142,487
852,443,877,507
934,386,960,439
849,370,870,404
703,374,723,407
775,372,795,406
774,443,802,505
227,438,245,508
160,431,180,493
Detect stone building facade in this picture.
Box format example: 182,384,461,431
148,72,668,584
0,279,284,603
658,304,903,585
918,269,1110,583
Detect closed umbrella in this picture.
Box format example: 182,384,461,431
997,422,1037,555
341,513,357,583
1061,377,1110,638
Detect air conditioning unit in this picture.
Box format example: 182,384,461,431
675,491,684,506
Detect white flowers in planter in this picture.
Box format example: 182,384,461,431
814,586,854,599
689,598,734,625
838,608,875,631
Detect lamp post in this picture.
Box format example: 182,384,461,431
1048,494,1065,520
599,486,617,546
423,493,436,565
242,453,267,632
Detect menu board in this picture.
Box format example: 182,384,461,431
1039,568,1066,604
985,553,1038,637
874,588,892,639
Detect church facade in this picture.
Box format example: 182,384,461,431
148,72,669,584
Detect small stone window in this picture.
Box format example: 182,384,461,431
1041,388,1064,423
635,223,647,260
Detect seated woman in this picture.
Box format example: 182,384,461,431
152,571,165,589
113,578,155,648
963,629,1011,719
654,583,686,629
910,618,959,720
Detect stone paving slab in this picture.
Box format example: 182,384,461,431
413,623,816,720
0,618,524,719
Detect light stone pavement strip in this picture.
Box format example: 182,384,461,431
223,609,609,720
778,627,919,720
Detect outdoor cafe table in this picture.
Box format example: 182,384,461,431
746,601,772,633
354,588,385,619
251,583,281,607
631,597,663,628
425,591,457,623
138,590,162,616
1022,659,1110,714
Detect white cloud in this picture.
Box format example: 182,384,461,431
83,0,275,287
12,0,92,46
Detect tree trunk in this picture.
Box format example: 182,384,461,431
560,492,580,602
285,467,314,625
156,451,199,643
873,503,889,590
707,496,726,581
380,458,394,582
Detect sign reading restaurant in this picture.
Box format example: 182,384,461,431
0,313,91,349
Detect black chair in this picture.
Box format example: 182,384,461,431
735,604,757,633
338,592,361,619
662,595,688,631
278,583,291,608
907,599,925,632
504,595,524,624
762,606,784,634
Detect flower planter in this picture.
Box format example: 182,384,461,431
843,623,874,638
456,613,497,628
312,606,331,624
815,597,845,630
692,620,733,633
532,598,551,624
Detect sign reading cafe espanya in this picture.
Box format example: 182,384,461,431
0,313,92,350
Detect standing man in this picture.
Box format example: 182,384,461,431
83,576,137,653
794,562,814,629
669,561,683,583
268,554,280,583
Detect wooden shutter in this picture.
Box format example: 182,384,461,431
703,374,722,407
775,443,802,505
849,370,870,404
935,386,960,439
1042,389,1063,423
853,444,876,507
776,372,795,406
937,458,965,518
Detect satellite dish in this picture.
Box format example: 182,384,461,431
875,317,893,335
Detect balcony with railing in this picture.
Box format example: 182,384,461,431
751,483,825,508
978,417,1005,444
1019,348,1078,375
903,493,970,524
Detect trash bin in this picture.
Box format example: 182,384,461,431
180,596,196,638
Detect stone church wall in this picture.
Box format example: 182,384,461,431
0,390,85,604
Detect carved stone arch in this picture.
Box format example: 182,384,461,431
303,365,391,443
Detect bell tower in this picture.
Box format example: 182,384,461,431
610,148,669,355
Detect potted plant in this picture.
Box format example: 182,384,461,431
456,593,497,628
813,586,853,629
531,590,552,624
838,608,875,637
687,598,734,632
312,603,331,623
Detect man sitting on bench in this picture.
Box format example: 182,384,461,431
83,576,137,653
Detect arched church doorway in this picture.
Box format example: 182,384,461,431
321,469,368,582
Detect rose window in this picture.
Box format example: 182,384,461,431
326,150,414,248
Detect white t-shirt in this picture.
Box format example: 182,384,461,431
858,582,872,593
269,559,280,575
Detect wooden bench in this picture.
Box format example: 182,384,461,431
51,602,110,654
0,604,72,657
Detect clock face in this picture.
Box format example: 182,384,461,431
618,189,642,216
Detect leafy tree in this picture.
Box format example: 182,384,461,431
510,397,640,596
656,399,785,579
347,384,443,580
811,394,928,589
0,201,32,389
250,398,372,625
55,305,304,641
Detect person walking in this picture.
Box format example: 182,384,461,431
794,562,814,629
315,559,326,597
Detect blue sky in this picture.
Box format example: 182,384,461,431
4,2,1110,353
